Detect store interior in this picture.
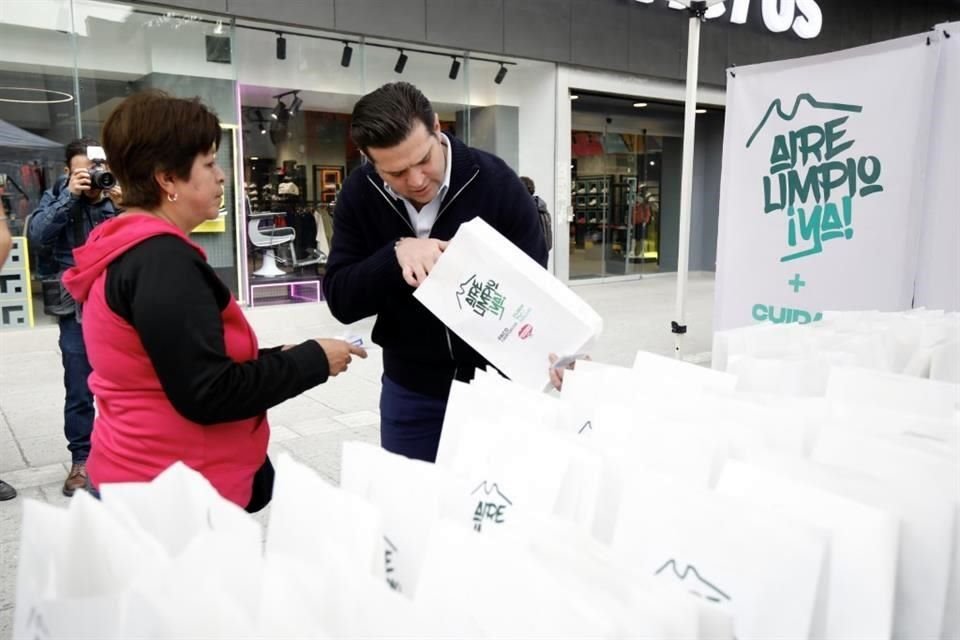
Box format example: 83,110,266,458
569,92,697,280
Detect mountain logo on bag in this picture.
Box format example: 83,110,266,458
456,274,506,319
655,558,731,604
471,481,512,532
384,536,401,592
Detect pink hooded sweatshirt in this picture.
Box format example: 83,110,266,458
63,213,268,507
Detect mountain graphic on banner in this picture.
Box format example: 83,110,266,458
746,93,863,148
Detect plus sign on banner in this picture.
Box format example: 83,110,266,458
713,31,948,332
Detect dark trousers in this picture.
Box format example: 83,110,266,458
379,375,447,463
58,315,94,464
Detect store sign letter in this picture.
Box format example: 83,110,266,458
635,0,823,39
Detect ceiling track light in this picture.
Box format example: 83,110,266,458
394,49,408,74
275,32,286,60
254,109,267,134
271,99,287,121
341,42,353,68
494,63,507,84
448,56,461,80
288,92,303,117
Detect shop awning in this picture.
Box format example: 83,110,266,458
0,119,62,150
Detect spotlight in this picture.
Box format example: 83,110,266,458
394,49,408,74
276,33,286,60
494,63,508,84
255,109,266,134
288,93,303,117
448,57,460,80
271,100,287,121
341,42,353,68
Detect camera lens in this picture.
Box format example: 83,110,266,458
91,169,116,190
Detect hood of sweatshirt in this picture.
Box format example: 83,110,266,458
63,212,206,303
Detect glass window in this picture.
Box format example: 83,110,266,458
570,92,684,280
235,26,367,304
71,2,242,294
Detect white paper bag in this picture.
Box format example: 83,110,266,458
414,217,602,390
14,492,167,640
716,460,899,640
266,453,384,579
610,469,827,640
340,441,444,595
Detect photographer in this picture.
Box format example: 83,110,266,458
28,138,120,496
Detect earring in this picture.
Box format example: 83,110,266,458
167,192,178,203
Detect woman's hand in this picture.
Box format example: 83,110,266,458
315,339,368,376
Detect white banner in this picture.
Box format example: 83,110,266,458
915,22,960,311
714,33,942,331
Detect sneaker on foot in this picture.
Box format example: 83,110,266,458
0,479,16,501
63,463,88,497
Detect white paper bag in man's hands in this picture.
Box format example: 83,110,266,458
414,217,602,390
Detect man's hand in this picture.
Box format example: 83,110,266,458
395,237,448,287
315,338,368,376
107,183,123,207
548,352,590,391
66,168,91,197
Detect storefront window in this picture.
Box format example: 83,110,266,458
73,1,242,295
235,26,367,305
570,92,683,280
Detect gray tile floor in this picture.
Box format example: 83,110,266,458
0,272,715,636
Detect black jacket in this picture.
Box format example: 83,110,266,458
322,136,548,397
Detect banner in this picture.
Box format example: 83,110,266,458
714,33,942,331
915,22,960,311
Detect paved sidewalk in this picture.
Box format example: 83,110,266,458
0,273,715,636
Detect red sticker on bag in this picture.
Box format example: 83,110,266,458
518,324,533,340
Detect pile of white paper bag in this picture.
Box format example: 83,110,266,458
15,309,959,639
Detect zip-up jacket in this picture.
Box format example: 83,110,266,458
322,135,548,398
28,175,119,270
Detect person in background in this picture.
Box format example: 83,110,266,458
322,81,548,464
62,90,366,511
28,138,120,496
520,176,553,253
0,199,16,501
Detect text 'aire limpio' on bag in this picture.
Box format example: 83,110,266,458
413,217,602,390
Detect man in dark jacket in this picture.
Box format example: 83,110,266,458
28,138,120,496
322,82,547,463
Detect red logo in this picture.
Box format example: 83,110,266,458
518,324,533,340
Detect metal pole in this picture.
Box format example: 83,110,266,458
672,2,705,358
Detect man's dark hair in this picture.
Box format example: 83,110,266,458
102,90,222,210
64,138,99,168
350,82,435,157
519,176,535,196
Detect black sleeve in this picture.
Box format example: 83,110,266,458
106,236,330,425
321,186,413,324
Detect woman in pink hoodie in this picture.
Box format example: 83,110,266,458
63,91,366,511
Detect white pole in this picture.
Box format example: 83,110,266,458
673,6,703,359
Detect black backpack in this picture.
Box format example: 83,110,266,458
533,195,553,252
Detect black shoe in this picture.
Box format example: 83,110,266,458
0,479,17,501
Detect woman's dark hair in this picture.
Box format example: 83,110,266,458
350,82,435,157
101,90,222,209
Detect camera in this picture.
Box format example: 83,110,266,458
86,146,116,190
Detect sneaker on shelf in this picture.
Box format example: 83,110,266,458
576,187,586,194
63,462,88,497
588,198,598,206
588,185,598,194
